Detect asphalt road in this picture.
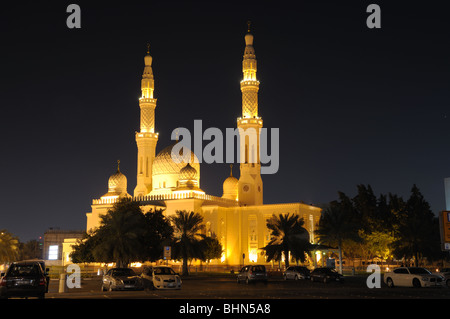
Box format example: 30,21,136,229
44,274,450,300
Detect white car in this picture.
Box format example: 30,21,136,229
141,266,182,290
384,267,444,288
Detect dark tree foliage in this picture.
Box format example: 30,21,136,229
318,184,445,267
262,213,310,268
392,185,442,266
199,235,223,263
142,209,174,262
70,199,172,267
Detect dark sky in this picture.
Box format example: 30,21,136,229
1,1,449,242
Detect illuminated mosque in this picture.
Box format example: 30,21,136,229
66,25,322,267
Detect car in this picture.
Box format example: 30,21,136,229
20,259,50,293
384,267,444,288
310,267,344,283
0,261,48,299
283,266,310,280
236,265,268,284
101,268,144,291
141,266,182,290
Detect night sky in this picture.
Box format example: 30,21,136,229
1,1,449,242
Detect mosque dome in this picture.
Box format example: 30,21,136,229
222,165,238,201
152,142,200,179
104,161,128,196
179,163,198,181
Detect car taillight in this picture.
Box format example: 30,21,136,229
0,277,6,286
39,276,46,286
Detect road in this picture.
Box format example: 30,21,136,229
45,274,450,299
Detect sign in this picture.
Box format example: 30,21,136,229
48,245,59,260
439,211,450,250
163,246,171,260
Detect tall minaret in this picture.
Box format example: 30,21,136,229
237,22,263,206
134,44,159,197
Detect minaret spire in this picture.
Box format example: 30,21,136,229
134,44,159,197
237,22,263,206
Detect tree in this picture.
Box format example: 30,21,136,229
200,235,223,265
170,211,205,276
70,231,100,264
92,198,147,267
0,230,19,264
18,240,43,261
392,185,436,266
141,209,174,262
316,202,359,274
359,230,394,263
262,213,310,268
352,184,378,232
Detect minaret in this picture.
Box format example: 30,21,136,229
134,44,159,197
237,22,263,206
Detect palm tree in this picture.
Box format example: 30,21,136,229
170,211,205,276
92,199,146,267
316,203,358,274
0,230,19,265
262,213,310,268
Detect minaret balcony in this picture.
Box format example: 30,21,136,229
240,80,259,88
136,131,159,139
139,97,157,105
237,117,263,127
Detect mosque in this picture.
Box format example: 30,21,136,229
65,25,322,267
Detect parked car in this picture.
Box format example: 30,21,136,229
141,266,182,290
236,265,268,284
310,267,344,283
384,267,444,288
20,259,49,293
283,266,310,280
0,261,48,299
436,268,450,287
101,268,144,291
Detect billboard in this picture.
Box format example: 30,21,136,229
439,211,450,251
445,178,450,210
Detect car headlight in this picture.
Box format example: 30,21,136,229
155,276,161,281
421,277,429,281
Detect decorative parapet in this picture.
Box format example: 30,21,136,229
92,191,239,206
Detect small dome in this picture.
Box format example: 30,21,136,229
179,163,197,181
222,165,238,200
107,161,127,194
